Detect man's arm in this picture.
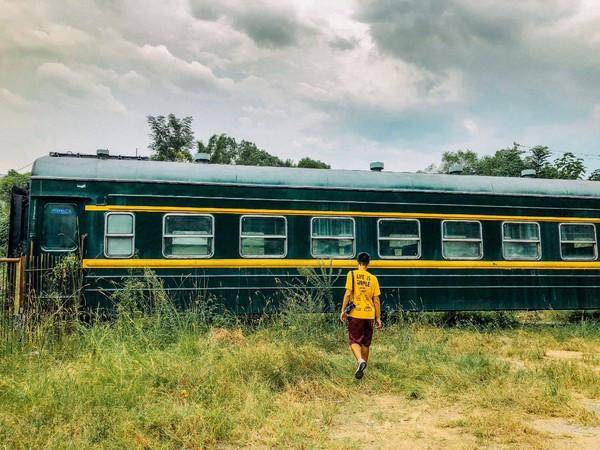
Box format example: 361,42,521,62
340,289,352,322
374,296,382,329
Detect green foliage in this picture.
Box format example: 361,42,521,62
437,144,596,179
524,146,559,179
554,151,586,180
147,114,194,162
0,170,30,204
0,170,30,256
439,150,480,174
198,133,330,169
589,169,600,181
297,157,330,169
198,134,238,164
0,301,598,447
236,140,294,167
476,143,527,177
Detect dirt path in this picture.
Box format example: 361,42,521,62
329,394,479,449
530,417,600,449
329,394,600,449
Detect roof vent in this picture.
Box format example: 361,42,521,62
193,152,211,164
448,164,463,175
96,149,109,158
370,161,384,172
521,169,536,178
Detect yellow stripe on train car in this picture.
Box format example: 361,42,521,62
82,258,600,270
84,204,600,223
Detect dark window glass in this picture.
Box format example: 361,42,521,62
42,204,78,251
240,216,286,257
311,218,355,258
443,221,481,239
105,213,135,258
502,222,541,260
442,221,482,259
560,223,597,260
163,215,213,257
378,219,420,258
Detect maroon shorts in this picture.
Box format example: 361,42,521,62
347,317,374,347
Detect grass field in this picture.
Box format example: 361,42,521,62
0,264,598,448
1,304,599,449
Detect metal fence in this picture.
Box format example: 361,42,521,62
0,257,23,342
1,255,81,345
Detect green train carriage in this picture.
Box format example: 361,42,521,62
9,151,600,312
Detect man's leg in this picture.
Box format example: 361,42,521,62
361,345,370,362
349,319,368,379
360,320,374,367
350,343,362,361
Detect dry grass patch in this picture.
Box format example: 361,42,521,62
329,394,479,450
1,311,598,448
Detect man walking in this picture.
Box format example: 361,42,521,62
340,252,382,379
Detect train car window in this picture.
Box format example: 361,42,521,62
378,219,420,259
240,215,287,258
559,223,597,260
42,203,78,252
163,214,214,258
442,220,483,260
104,212,135,258
502,222,541,260
311,217,355,258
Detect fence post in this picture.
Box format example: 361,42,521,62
13,257,24,315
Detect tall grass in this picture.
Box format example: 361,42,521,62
0,266,598,447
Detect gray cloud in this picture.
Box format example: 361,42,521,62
328,36,359,51
0,0,599,175
356,0,573,70
354,0,600,109
189,0,314,48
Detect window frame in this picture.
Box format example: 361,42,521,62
41,203,79,253
441,220,484,260
162,213,215,259
559,222,598,261
104,212,135,259
239,214,288,259
377,218,421,260
501,221,542,261
310,216,356,259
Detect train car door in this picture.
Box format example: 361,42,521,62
39,201,81,254
8,186,29,257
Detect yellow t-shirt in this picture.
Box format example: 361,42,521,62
345,269,381,319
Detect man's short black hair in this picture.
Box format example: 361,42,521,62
357,252,370,265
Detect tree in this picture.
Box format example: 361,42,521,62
426,144,592,181
588,169,600,181
476,143,526,177
0,170,30,205
297,157,330,169
147,114,194,162
554,152,586,180
0,170,30,255
236,140,292,167
199,134,238,164
439,150,479,174
197,133,331,169
524,146,558,178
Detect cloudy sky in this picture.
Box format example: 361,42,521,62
1,0,600,174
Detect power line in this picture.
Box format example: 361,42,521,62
15,161,34,173
514,143,600,160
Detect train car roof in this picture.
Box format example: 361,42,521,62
31,154,600,199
